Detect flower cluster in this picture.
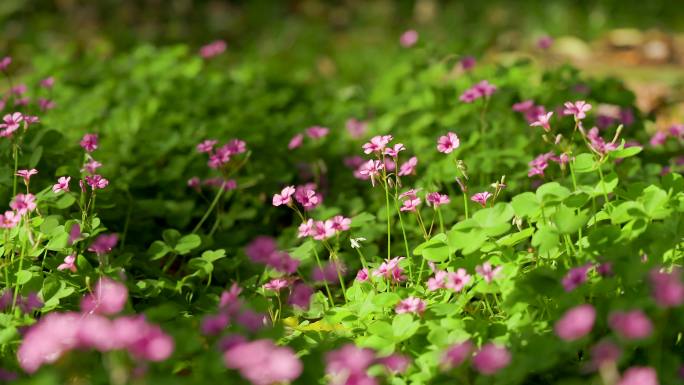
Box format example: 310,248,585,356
326,344,410,385
298,215,351,241
288,126,330,149
441,341,511,375
201,283,270,335
512,100,548,124
245,236,300,274
223,339,302,385
459,80,497,103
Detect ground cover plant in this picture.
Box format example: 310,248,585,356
1,11,684,385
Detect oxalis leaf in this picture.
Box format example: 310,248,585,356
413,233,450,262
175,234,201,254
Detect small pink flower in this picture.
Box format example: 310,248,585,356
470,191,492,207
555,304,596,341
0,211,20,228
589,340,621,371
362,135,393,154
617,367,658,385
263,278,290,292
608,310,653,340
400,197,421,212
346,118,367,139
398,156,418,176
40,77,55,89
297,219,314,238
223,339,302,385
294,184,322,210
312,220,335,240
357,159,384,187
199,40,227,59
383,143,406,158
650,268,684,308
87,234,118,256
530,111,554,131
80,277,128,315
460,56,476,71
85,175,109,190
437,132,460,153
38,98,55,111
374,257,406,282
68,224,81,245
0,112,23,137
80,133,99,152
57,254,77,272
330,215,351,232
288,133,304,150
400,30,419,47
563,101,592,120
83,159,102,174
441,340,473,369
289,283,313,310
187,177,200,188
446,268,471,292
312,261,346,284
196,139,218,153
426,192,450,208
356,268,369,282
537,35,554,50
305,126,329,139
52,176,71,193
272,186,295,206
472,343,511,375
562,263,592,292
245,237,278,264
0,56,11,71
395,296,426,315
10,194,37,215
649,131,668,147
476,262,502,283
427,270,448,291
16,169,38,185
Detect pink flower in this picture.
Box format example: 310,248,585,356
427,270,448,291
476,262,502,283
562,263,592,292
80,133,99,152
245,236,277,263
608,310,653,340
586,127,617,154
441,340,473,369
555,304,596,341
87,233,118,256
199,40,227,59
437,132,460,153
460,56,476,70
0,211,20,228
52,176,70,193
288,133,304,149
297,219,314,238
395,296,426,315
312,261,346,284
426,192,450,208
537,35,554,50
617,367,658,385
589,340,621,370
81,277,128,315
384,143,406,157
346,118,367,139
362,135,393,154
0,112,22,137
650,268,684,308
84,174,109,190
669,124,684,137
10,194,37,215
201,313,230,335
399,30,419,47
528,152,554,177
472,343,511,375
563,101,592,120
306,126,329,139
224,339,302,385
187,177,200,188
398,156,418,176
326,344,376,384
356,268,369,282
196,139,218,153
312,220,335,240
357,159,384,187
16,169,38,185
272,185,295,206
0,56,10,71
446,268,471,292
266,251,300,274
649,131,668,147
83,159,102,174
289,283,313,310
374,257,406,282
400,197,421,212
470,191,492,207
263,278,290,292
530,111,554,131
38,98,55,111
57,254,77,272
294,184,322,210
330,215,351,232
475,80,497,97
40,77,55,89
226,139,246,154
377,353,411,374
68,224,81,245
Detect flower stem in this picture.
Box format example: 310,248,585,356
192,187,226,233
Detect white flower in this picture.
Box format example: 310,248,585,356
350,237,366,249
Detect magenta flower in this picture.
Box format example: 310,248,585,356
427,270,448,291
68,224,81,245
384,143,406,157
85,174,109,190
470,191,492,207
288,133,304,149
555,304,596,341
0,112,23,137
472,343,511,375
83,159,102,174
374,257,406,282
288,283,313,310
201,313,229,335
608,310,653,340
441,340,473,369
649,131,668,147
617,367,658,385
326,344,376,384
245,236,277,263
400,30,419,47
362,135,393,154
400,196,421,212
272,185,295,207
40,77,55,89
263,278,290,292
80,133,99,152
460,56,476,70
530,111,554,131
0,56,10,71
377,353,410,374
312,220,335,240
81,277,128,315
650,268,684,308
528,152,554,177
52,176,71,193
356,268,369,282
38,98,55,111
312,261,346,284
446,268,471,292
16,169,38,185
199,40,227,59
437,132,460,153
305,125,329,139
294,184,322,210
10,193,37,215
88,233,118,256
563,101,592,120
476,262,503,283
426,192,450,208
297,219,314,238
395,296,426,315
537,35,554,50
357,159,384,187
330,215,351,232
586,127,617,155
0,211,20,228
187,177,200,189
589,340,621,371
346,118,368,139
196,139,218,153
57,254,77,272
669,124,684,137
398,156,418,176
224,339,302,385
562,263,592,292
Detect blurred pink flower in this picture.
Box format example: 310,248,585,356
441,340,473,369
356,268,370,282
358,159,384,187
289,283,313,310
562,263,592,292
196,139,218,153
608,310,653,340
16,169,38,185
377,353,410,374
650,268,684,308
0,56,11,71
426,192,450,208
330,215,351,232
346,118,368,139
87,233,118,256
288,133,304,149
460,56,476,70
555,304,596,341
80,133,99,152
530,111,553,131
398,156,418,176
400,30,419,47
537,35,554,50
245,236,277,264
263,278,290,292
563,101,592,120
395,296,426,315
0,211,20,228
472,343,511,375
81,277,127,315
10,193,36,215
476,262,502,283
199,40,227,59
40,77,55,88
374,257,406,282
85,174,109,189
617,367,658,385
589,340,621,371
446,268,471,292
362,135,393,154
306,126,329,139
0,112,22,137
649,131,668,147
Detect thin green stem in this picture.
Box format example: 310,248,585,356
192,188,226,233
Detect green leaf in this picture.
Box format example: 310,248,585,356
16,270,32,285
511,192,540,218
496,227,534,247
0,326,17,345
472,203,514,236
532,225,559,256
162,229,182,246
609,145,642,159
201,249,226,262
147,240,172,260
552,204,588,234
351,212,375,228
372,292,400,308
413,234,450,262
174,234,201,254
28,145,44,168
368,321,394,340
536,182,571,204
392,313,420,341
573,153,596,173
639,185,670,219
55,193,76,209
